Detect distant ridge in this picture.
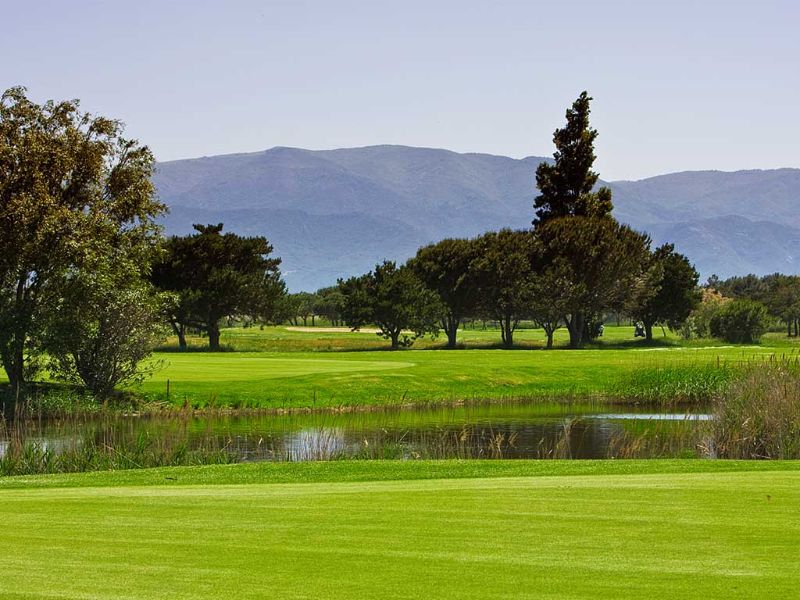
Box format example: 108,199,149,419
153,145,800,291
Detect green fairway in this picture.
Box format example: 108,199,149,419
4,325,797,409
2,460,798,598
140,339,778,408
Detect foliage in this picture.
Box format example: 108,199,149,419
313,286,345,326
0,86,164,406
471,230,536,348
43,268,171,398
535,216,651,347
338,261,442,349
408,237,482,348
533,91,613,224
681,288,729,339
629,244,701,340
709,299,770,343
152,223,285,350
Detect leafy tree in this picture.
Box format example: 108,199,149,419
338,261,441,349
527,260,573,349
408,237,481,348
291,292,318,326
536,216,651,348
152,224,285,350
765,275,800,337
533,91,613,225
709,299,771,343
44,266,170,398
629,244,701,341
313,286,345,326
682,288,729,339
0,87,164,406
472,230,535,348
711,274,768,302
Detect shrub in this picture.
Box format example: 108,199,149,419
709,299,770,343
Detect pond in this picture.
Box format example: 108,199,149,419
0,402,711,461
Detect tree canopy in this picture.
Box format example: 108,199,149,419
338,261,441,349
0,86,164,406
152,224,285,350
533,91,613,225
629,244,701,340
408,237,481,348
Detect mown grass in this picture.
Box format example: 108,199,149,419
137,342,777,409
4,325,797,411
1,460,798,598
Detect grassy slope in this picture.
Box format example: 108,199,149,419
2,461,798,598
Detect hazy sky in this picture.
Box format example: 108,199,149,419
2,0,798,180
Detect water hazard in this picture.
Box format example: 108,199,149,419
0,402,710,461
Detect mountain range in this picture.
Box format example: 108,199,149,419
153,145,800,291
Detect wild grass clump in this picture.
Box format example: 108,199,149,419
707,357,800,459
0,432,238,476
616,362,736,404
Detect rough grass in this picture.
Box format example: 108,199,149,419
1,460,798,598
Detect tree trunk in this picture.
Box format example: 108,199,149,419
208,322,221,351
788,320,793,338
545,329,554,349
644,322,654,341
3,349,24,415
390,329,400,350
311,314,316,326
501,315,514,348
444,315,459,349
566,313,584,348
171,321,187,349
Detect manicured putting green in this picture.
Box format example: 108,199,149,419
155,353,414,381
1,461,797,598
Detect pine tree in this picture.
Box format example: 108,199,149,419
533,91,613,224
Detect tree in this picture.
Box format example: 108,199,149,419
533,91,613,225
408,238,481,348
0,87,164,407
313,286,345,326
291,292,317,326
44,266,170,398
338,261,441,349
528,260,573,349
471,230,535,348
765,275,800,337
152,224,285,350
710,299,771,343
536,216,651,348
629,244,701,341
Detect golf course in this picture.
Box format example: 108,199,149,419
2,460,798,599
134,325,785,409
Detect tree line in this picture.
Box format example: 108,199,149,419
0,86,793,410
332,92,701,350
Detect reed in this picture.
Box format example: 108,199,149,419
706,357,800,459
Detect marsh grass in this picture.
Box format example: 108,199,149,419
707,357,800,459
615,362,736,404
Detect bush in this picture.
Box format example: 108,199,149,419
709,299,770,343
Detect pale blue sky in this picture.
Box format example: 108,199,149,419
2,0,797,179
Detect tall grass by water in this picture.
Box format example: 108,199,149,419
708,357,800,459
